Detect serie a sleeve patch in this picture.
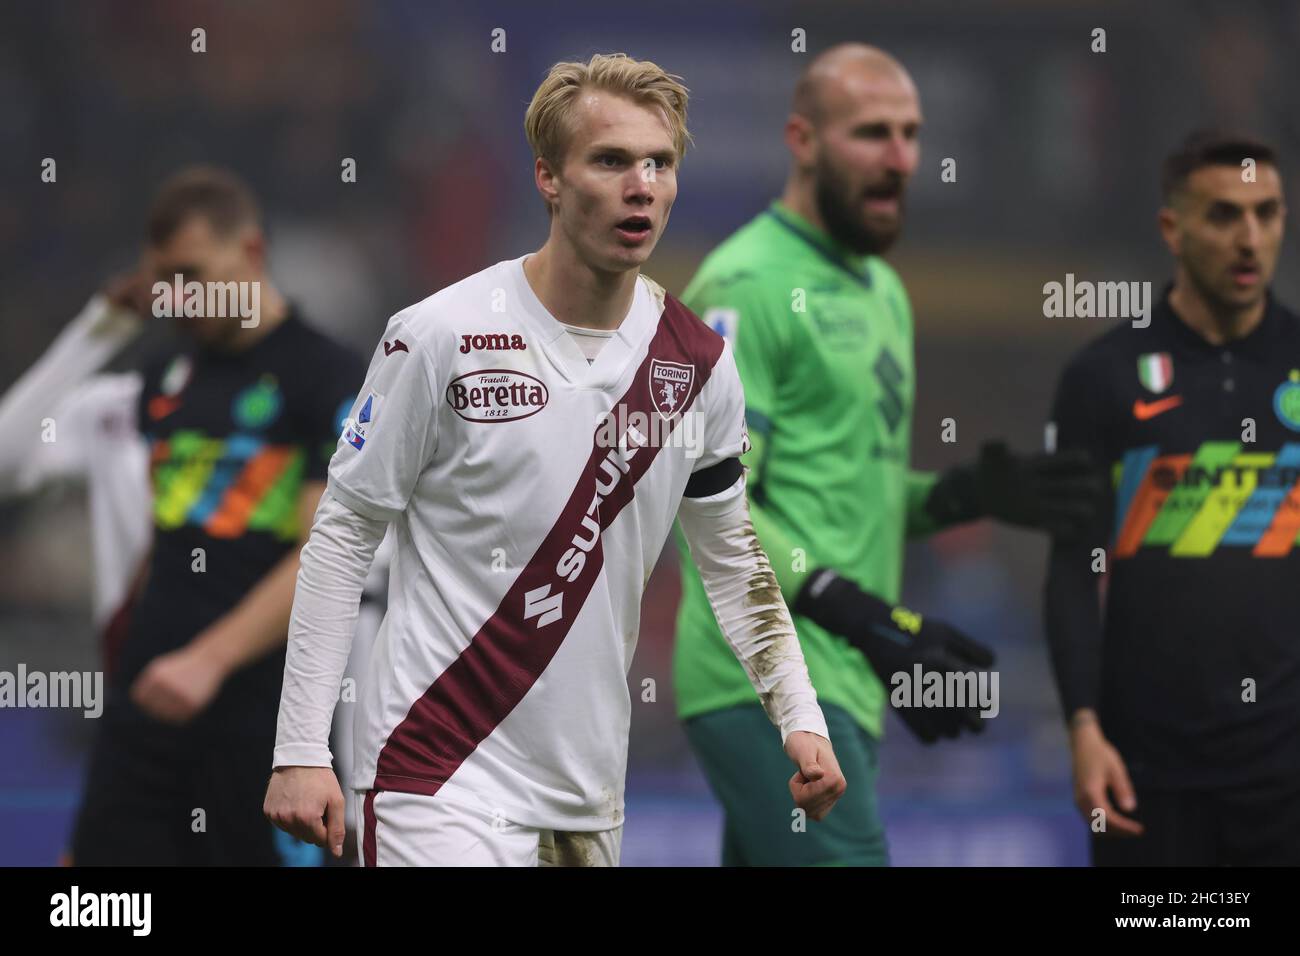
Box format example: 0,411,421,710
343,391,381,450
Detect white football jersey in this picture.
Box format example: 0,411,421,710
328,255,748,830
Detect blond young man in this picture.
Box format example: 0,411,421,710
264,53,844,867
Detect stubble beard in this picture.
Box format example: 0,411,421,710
814,156,904,257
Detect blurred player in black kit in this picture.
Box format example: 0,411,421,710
1046,132,1300,865
68,167,365,865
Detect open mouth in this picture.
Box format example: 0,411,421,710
863,184,903,214
617,215,652,234
615,215,653,245
1230,262,1260,285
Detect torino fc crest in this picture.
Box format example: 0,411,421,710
650,359,694,420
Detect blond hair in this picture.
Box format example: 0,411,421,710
525,53,691,173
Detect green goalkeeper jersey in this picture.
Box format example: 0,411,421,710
673,200,939,739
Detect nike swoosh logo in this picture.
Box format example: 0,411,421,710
383,339,409,356
147,395,182,421
1133,396,1183,420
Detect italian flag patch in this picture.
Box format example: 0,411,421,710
1138,352,1173,393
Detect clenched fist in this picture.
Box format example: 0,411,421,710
784,731,847,822
264,766,347,859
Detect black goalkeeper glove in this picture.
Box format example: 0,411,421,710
795,569,996,744
924,440,1102,539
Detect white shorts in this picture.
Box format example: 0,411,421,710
355,789,623,867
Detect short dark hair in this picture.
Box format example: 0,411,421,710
146,165,261,245
1161,130,1279,203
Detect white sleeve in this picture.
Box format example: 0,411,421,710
273,489,388,768
0,295,143,496
326,312,441,522
676,482,830,744
690,340,751,477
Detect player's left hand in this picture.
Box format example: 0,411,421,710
130,645,226,723
784,731,846,822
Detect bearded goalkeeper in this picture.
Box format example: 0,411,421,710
674,43,1100,866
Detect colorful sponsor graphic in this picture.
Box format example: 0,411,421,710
1137,352,1173,393
1112,441,1300,557
1273,370,1300,432
149,429,305,540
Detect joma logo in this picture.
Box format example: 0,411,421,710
459,333,527,354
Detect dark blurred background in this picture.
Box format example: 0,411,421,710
2,0,1298,865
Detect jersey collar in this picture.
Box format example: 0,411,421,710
764,201,874,288
1155,282,1283,361
198,300,299,363
509,255,657,388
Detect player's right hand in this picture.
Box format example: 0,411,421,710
264,766,347,858
1070,715,1144,837
784,731,847,821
